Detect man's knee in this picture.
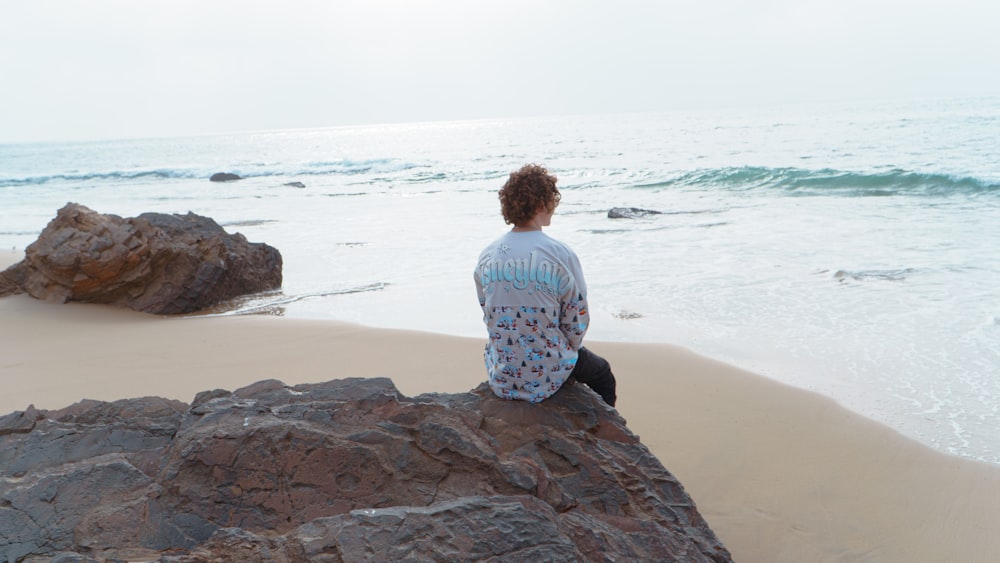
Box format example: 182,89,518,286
576,347,610,380
574,348,617,406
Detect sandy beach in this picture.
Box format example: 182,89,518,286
2,250,999,562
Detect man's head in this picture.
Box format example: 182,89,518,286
498,164,561,226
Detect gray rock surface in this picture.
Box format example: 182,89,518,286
1,378,732,562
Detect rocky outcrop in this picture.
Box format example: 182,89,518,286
0,378,732,562
0,203,282,314
608,207,662,219
210,172,242,182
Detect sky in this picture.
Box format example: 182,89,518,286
1,0,998,143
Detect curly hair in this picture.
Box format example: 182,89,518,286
498,164,561,225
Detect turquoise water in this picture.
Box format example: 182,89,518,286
2,96,999,464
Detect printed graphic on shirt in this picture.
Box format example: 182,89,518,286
483,304,577,403
478,250,574,297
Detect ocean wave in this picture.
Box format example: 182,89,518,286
827,268,918,282
634,167,999,197
581,228,629,234
298,158,425,176
0,158,427,188
186,283,388,318
0,169,201,187
219,219,278,228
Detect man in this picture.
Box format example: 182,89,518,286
474,164,617,406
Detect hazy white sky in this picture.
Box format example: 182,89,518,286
2,0,998,143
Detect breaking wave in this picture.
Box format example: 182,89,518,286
0,158,427,188
634,167,999,197
186,283,388,318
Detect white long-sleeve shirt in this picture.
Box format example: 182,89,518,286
474,230,589,402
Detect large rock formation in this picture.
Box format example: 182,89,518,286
0,378,732,562
0,203,282,314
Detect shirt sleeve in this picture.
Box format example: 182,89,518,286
558,251,589,350
474,269,486,309
474,249,490,316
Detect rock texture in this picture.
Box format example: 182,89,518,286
608,207,663,219
0,378,732,562
0,203,282,314
210,172,242,182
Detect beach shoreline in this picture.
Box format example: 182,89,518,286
3,249,1000,561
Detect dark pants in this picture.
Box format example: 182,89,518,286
569,347,617,407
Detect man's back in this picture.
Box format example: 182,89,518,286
475,230,588,402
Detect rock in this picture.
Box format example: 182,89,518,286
608,207,663,219
283,181,306,188
0,397,186,477
209,172,241,182
0,405,41,436
0,203,282,314
0,268,20,297
0,377,732,562
186,496,583,562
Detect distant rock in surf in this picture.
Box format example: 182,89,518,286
0,203,282,314
608,207,663,219
210,172,241,182
283,181,306,188
833,268,915,282
613,309,644,319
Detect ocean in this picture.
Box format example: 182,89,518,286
2,96,998,465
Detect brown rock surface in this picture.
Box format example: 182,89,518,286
0,378,732,562
0,202,282,314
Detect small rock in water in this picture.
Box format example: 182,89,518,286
608,207,662,219
210,172,242,182
283,181,306,188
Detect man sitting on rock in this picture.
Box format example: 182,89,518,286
474,164,617,407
